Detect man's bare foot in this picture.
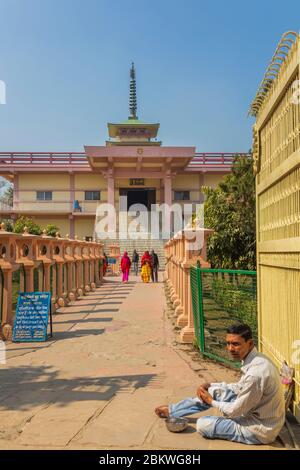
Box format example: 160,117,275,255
155,406,169,418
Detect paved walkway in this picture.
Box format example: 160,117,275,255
0,275,282,450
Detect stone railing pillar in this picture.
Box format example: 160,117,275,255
62,235,77,303
52,234,67,307
174,235,184,317
109,243,120,276
97,243,104,286
15,228,37,292
0,227,105,339
179,229,213,343
164,228,214,343
0,228,21,340
35,230,53,293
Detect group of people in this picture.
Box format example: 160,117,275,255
120,249,159,283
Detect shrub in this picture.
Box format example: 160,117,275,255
44,224,59,237
0,218,14,232
13,217,42,235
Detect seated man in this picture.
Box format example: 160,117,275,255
155,323,285,445
73,199,82,212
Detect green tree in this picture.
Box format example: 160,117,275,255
0,183,13,206
2,186,13,206
202,155,256,270
44,224,59,237
14,216,42,236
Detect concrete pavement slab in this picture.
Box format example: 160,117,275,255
73,388,168,448
0,275,284,450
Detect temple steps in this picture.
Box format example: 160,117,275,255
101,236,167,269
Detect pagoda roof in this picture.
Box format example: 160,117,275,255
107,120,160,138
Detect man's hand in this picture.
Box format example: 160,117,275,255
196,382,210,397
200,382,211,390
197,387,213,405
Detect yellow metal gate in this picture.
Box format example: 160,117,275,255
250,31,300,420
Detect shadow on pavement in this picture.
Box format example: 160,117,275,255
49,329,106,340
0,368,161,409
54,317,113,325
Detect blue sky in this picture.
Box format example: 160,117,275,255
0,0,299,152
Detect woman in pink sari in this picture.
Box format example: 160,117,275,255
120,251,131,283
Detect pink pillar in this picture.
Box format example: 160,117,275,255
1,268,13,338
164,175,172,207
107,174,114,206
13,173,19,210
175,236,184,317
180,267,194,343
107,173,115,235
164,174,172,236
70,172,75,212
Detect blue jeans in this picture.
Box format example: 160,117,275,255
169,387,261,445
132,262,139,275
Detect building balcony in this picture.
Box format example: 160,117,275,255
0,152,249,176
0,200,99,216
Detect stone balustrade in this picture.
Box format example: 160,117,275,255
108,244,121,276
164,229,213,343
0,225,109,340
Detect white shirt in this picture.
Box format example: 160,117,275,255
211,347,285,443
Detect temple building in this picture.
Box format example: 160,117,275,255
0,64,244,241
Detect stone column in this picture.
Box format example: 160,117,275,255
164,173,172,237
43,261,51,292
56,262,64,306
164,174,172,207
175,235,184,317
90,257,96,290
67,261,76,301
172,236,181,309
179,261,195,343
107,174,114,206
1,267,13,340
24,264,34,292
70,172,75,212
177,232,193,329
75,261,83,296
107,172,115,237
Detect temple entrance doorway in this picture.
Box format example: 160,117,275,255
119,188,156,211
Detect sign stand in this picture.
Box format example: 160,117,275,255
12,292,52,342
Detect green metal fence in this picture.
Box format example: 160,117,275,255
191,264,257,367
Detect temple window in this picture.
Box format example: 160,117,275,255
36,191,52,201
85,191,100,201
174,191,190,201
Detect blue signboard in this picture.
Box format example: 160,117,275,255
12,292,51,342
107,257,117,264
